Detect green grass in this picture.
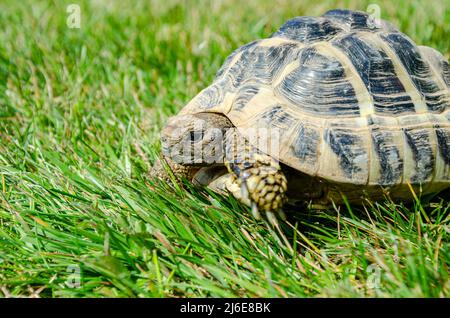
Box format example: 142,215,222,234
0,0,449,297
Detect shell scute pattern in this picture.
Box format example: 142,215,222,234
193,41,303,113
240,43,302,85
403,128,435,183
436,128,450,166
292,123,321,168
323,9,377,31
371,128,404,186
259,104,297,128
191,41,262,112
271,16,343,43
195,81,227,111
418,46,450,89
233,84,260,111
180,9,450,188
435,133,450,182
324,127,369,183
442,61,450,87
217,41,301,88
381,32,449,112
323,9,399,33
276,47,361,117
332,33,416,115
215,40,260,78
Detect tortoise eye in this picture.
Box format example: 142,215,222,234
190,131,203,142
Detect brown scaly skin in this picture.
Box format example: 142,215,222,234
151,112,288,224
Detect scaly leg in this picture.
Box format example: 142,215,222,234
222,129,288,224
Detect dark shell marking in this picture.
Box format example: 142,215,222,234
325,128,368,182
443,61,450,87
206,42,303,112
420,46,450,89
404,128,435,183
333,34,416,115
436,128,450,165
271,16,343,43
324,9,383,31
292,122,320,165
215,40,259,79
218,42,301,88
381,33,448,112
233,84,260,111
371,128,404,185
276,47,360,117
196,81,226,110
259,104,297,128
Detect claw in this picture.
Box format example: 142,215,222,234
266,211,279,228
240,180,249,199
278,209,287,221
251,202,261,220
241,180,261,220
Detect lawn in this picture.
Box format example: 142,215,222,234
0,0,449,297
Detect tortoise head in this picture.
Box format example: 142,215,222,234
161,113,233,166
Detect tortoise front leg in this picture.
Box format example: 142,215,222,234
223,130,288,224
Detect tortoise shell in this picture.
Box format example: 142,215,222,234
179,9,450,195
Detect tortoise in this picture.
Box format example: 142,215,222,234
152,9,450,224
